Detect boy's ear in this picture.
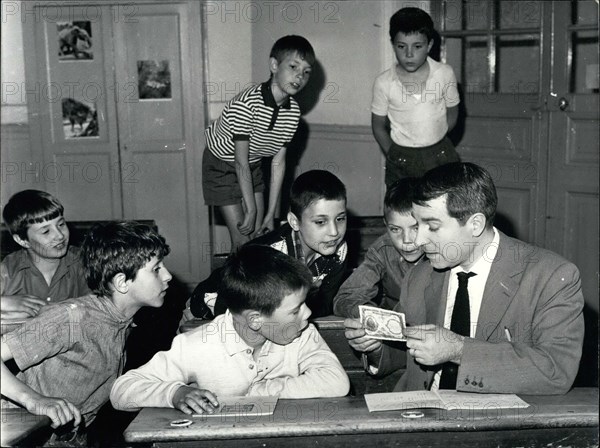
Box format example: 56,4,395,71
247,310,263,331
12,234,30,249
287,211,301,231
111,273,129,294
269,57,279,75
427,39,434,53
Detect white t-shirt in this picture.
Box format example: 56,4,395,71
371,57,460,147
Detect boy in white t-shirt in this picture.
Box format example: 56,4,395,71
372,7,461,187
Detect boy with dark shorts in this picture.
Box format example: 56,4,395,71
203,35,315,249
371,7,461,186
186,170,347,320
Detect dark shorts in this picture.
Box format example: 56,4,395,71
202,149,265,206
385,136,460,187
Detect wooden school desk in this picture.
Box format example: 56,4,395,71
1,406,51,447
123,387,599,447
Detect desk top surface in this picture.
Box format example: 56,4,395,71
124,388,599,443
0,407,51,447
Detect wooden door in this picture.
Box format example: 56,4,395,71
545,0,598,312
112,1,208,285
26,4,123,220
544,0,598,387
25,1,210,285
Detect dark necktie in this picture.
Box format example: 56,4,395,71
439,271,477,389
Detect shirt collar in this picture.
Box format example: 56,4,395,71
261,82,291,109
451,227,499,277
9,247,79,272
222,310,261,356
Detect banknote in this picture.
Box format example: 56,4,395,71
359,305,407,341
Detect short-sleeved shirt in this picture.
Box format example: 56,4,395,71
1,247,90,304
371,57,460,147
205,82,301,163
4,294,132,425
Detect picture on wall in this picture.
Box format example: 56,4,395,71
138,60,172,99
57,21,93,60
62,98,98,138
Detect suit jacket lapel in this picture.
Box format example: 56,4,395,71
475,232,523,340
425,269,448,325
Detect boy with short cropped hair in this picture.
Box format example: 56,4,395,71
110,245,350,414
1,190,90,324
333,178,424,318
203,35,315,250
372,7,461,186
188,169,348,320
1,222,171,436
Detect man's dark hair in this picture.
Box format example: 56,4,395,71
80,221,170,297
414,162,497,227
220,245,312,316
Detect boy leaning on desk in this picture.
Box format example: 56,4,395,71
1,222,172,444
110,245,350,415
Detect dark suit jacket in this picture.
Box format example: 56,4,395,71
376,231,585,395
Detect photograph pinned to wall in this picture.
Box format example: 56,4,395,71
138,60,172,99
57,21,93,60
62,98,98,139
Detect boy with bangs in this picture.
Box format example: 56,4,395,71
333,178,424,318
110,245,350,414
372,7,461,186
203,35,315,250
187,169,348,320
1,190,90,325
1,222,172,441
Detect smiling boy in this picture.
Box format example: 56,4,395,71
203,35,315,250
333,178,424,318
372,7,461,186
110,245,350,414
1,190,90,325
1,222,171,439
188,170,348,320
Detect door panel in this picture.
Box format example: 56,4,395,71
35,4,122,219
113,2,206,283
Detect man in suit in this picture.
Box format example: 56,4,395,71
345,162,584,394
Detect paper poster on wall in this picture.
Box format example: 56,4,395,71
62,98,98,138
137,60,172,99
57,22,93,60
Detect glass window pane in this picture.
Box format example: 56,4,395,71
497,35,540,93
464,36,489,92
499,1,541,29
572,30,599,93
464,0,489,30
572,0,599,26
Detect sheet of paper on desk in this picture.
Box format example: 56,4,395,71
365,391,529,412
359,305,406,341
193,395,279,417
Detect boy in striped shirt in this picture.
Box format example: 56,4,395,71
203,35,315,250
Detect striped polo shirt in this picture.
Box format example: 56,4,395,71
205,82,301,163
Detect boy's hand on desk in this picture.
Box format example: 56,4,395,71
344,318,382,353
172,386,219,415
24,395,82,429
2,295,47,317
